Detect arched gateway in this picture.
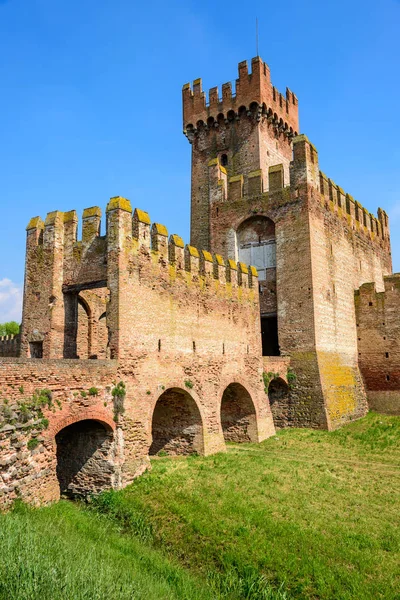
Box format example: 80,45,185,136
55,419,119,498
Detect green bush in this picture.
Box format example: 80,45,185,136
27,438,39,451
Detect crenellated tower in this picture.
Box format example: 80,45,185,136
183,57,394,429
183,56,299,252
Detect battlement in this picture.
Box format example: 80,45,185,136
318,169,389,242
208,158,291,205
0,334,20,357
291,135,391,249
183,57,299,143
25,198,259,291
356,273,400,300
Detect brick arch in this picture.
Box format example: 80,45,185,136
219,379,259,443
46,406,116,441
144,380,207,429
148,384,206,456
231,211,277,235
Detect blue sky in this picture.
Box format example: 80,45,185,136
0,0,399,322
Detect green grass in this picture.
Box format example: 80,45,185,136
0,501,210,600
1,412,399,599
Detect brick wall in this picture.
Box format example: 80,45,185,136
0,335,20,357
1,200,276,507
356,274,400,414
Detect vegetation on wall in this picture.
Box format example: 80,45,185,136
262,371,280,393
112,381,126,421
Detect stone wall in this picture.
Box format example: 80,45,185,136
0,359,119,508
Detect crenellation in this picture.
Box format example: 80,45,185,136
0,334,21,357
199,249,214,279
226,259,238,286
237,262,249,288
82,206,101,244
183,56,299,142
184,244,200,274
356,274,400,413
132,206,151,246
307,162,390,245
151,222,169,256
229,175,244,201
214,254,226,283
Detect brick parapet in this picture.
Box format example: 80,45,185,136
25,199,260,294
355,274,400,408
291,135,392,255
183,56,299,142
0,335,20,358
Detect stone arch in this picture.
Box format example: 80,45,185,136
55,418,119,498
220,382,258,443
149,387,204,456
268,377,290,428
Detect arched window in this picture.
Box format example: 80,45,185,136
236,216,276,281
220,153,228,167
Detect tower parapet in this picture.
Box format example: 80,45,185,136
183,56,299,143
291,135,391,251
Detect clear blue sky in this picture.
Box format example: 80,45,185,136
0,0,399,321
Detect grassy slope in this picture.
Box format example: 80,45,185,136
0,501,211,600
0,413,399,600
108,413,400,600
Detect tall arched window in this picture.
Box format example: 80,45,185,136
236,216,276,281
236,216,279,356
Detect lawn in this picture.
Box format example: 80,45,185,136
1,412,399,599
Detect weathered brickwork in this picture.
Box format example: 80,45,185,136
0,335,20,357
355,275,400,414
0,200,275,508
184,57,397,430
1,54,399,508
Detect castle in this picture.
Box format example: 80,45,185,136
0,57,398,508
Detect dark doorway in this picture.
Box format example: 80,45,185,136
29,341,43,358
56,419,116,498
261,315,280,356
150,388,204,456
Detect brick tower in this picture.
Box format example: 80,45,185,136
183,56,299,356
183,57,393,429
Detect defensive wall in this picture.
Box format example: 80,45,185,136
0,335,20,358
0,199,275,508
356,274,400,415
